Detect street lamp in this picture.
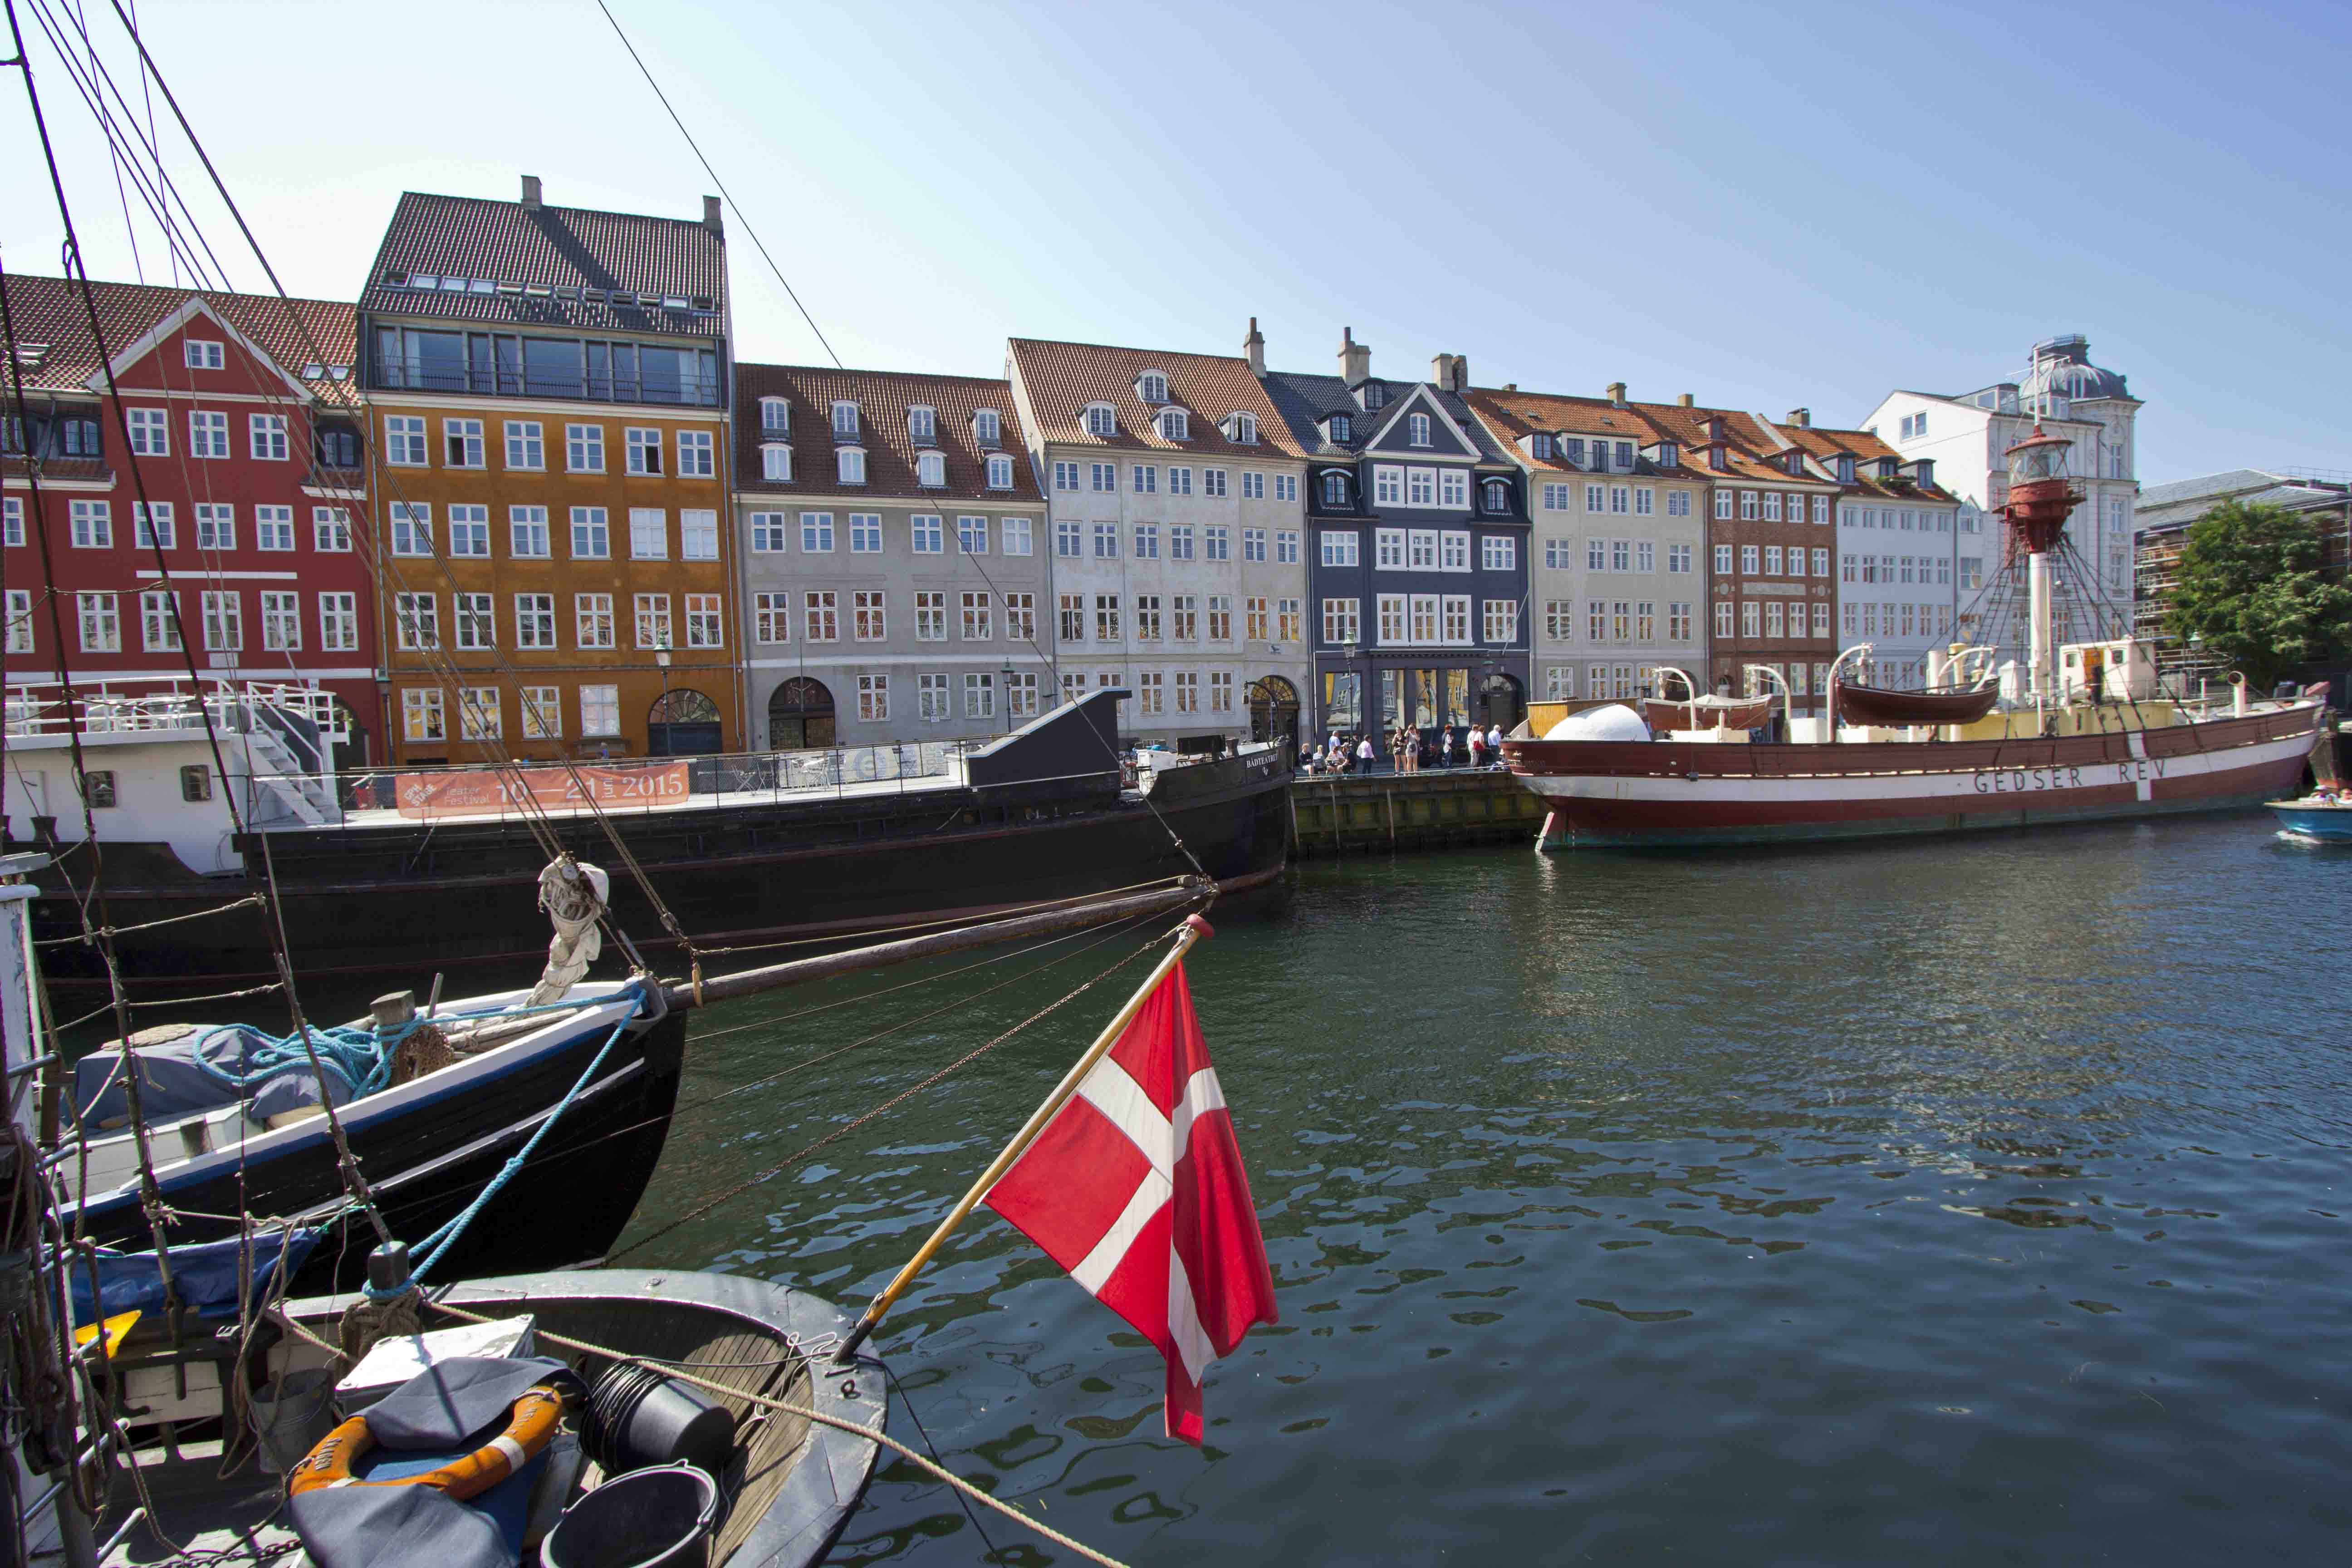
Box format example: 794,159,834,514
654,640,671,757
1000,659,1015,734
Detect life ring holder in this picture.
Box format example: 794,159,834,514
289,1383,570,1501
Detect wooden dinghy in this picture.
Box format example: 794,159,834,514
1638,693,1778,732
1831,679,2001,728
91,1268,883,1568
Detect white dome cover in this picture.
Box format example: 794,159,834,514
1544,703,1650,742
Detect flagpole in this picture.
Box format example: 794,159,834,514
833,912,1214,1364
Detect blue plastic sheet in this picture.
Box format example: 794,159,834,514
68,1229,323,1323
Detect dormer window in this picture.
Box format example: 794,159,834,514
1529,433,1554,461
838,447,866,484
1706,445,1728,471
1878,457,1900,479
1320,470,1352,509
1407,413,1431,447
1327,414,1352,444
986,453,1014,490
972,408,1002,446
1224,412,1259,445
908,406,937,443
1702,415,1725,441
916,451,946,487
1361,384,1387,411
1135,371,1169,404
1083,402,1116,438
1563,437,1586,468
1656,441,1679,468
1835,455,1855,484
1481,478,1512,514
831,401,859,438
759,396,789,436
1158,408,1189,441
1784,451,1806,477
760,442,791,482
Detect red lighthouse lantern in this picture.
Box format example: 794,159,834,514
2000,424,2080,555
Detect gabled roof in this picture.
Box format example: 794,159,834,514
734,364,1042,502
1627,402,1839,489
1006,337,1305,458
360,191,726,340
1260,372,1511,464
0,272,359,406
1461,387,1700,480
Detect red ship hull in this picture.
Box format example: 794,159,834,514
1502,704,2327,848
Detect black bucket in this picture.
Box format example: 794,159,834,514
584,1362,737,1477
541,1463,720,1568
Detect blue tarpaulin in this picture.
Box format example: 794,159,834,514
68,1229,323,1323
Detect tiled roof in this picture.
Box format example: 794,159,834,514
360,191,725,340
734,363,1043,502
0,272,359,406
1006,337,1308,459
1260,372,1513,464
1778,422,1960,502
1461,387,1701,480
1617,400,1837,489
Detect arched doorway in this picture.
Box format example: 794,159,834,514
1477,672,1525,732
765,677,835,750
648,688,723,756
1247,676,1299,750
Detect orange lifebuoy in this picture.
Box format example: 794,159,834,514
289,1383,570,1501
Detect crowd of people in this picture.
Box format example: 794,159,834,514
1300,721,1509,776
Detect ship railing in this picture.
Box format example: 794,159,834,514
3,679,345,742
306,739,988,824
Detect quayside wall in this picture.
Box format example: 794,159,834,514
1286,769,1546,858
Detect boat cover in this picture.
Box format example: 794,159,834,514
74,1025,349,1128
1833,681,2001,728
69,1229,322,1321
288,1356,582,1568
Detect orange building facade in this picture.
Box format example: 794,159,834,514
359,180,740,764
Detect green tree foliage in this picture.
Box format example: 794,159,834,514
2166,500,2352,689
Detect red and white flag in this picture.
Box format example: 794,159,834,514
985,954,1278,1444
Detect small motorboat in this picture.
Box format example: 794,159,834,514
87,1268,883,1568
2268,791,2352,842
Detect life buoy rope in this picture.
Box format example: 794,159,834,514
289,1383,570,1501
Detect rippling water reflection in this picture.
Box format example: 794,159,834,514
617,814,2352,1564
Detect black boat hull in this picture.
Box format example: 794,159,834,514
71,1006,686,1295
37,748,1293,1016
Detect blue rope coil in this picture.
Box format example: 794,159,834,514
187,1017,421,1102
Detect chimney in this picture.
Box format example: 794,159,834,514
1339,326,1372,388
1787,407,1811,428
1504,383,1517,392
702,195,724,235
1678,392,1695,407
1244,316,1265,376
1452,354,1469,392
1431,353,1468,392
1607,381,1627,407
520,174,542,211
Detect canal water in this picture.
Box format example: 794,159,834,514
619,813,2352,1564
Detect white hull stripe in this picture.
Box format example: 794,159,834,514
1523,732,2312,807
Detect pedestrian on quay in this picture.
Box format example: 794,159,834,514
1392,726,1410,774
1299,736,1317,773
1468,725,1486,769
1356,733,1377,774
1487,721,1504,767
1439,726,1454,769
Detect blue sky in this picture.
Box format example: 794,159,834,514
3,0,2344,484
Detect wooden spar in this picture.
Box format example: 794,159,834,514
665,880,1209,1012
833,912,1213,1362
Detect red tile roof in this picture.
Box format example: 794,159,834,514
733,364,1043,502
1462,387,1700,478
0,272,359,406
1778,422,1959,502
1006,337,1308,459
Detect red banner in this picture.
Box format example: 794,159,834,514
393,763,691,819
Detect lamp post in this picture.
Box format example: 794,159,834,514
1000,660,1015,735
1338,637,1358,741
654,641,672,757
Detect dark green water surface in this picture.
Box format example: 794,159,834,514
616,813,2352,1565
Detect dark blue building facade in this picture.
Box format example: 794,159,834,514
1262,336,1529,752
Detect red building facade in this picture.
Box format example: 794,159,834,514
1,276,378,758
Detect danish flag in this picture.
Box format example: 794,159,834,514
985,946,1278,1444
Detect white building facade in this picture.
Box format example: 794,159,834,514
1006,330,1313,750
1864,334,2141,643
